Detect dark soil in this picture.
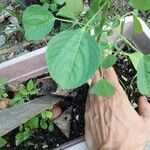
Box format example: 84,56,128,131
114,42,141,104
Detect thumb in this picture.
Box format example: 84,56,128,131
138,96,150,118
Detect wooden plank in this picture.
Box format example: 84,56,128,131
0,47,48,83
0,94,61,136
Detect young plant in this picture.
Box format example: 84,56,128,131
22,0,150,97
15,116,39,146
0,78,8,99
40,109,54,132
0,137,7,148
11,79,39,105
15,109,54,146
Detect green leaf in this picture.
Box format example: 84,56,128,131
45,111,53,119
46,29,100,89
10,96,24,106
57,0,83,18
0,137,7,148
19,125,24,132
25,117,39,129
48,122,54,132
40,119,48,129
15,130,31,146
137,55,150,96
102,55,117,69
127,52,142,70
19,87,28,96
129,0,150,11
23,4,55,40
27,80,34,92
0,78,6,87
54,0,65,5
41,112,46,119
15,133,24,146
91,79,116,97
133,15,143,34
49,2,57,11
85,0,100,22
2,93,8,98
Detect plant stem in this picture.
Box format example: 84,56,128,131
55,17,76,24
97,4,108,42
120,35,140,52
84,1,107,29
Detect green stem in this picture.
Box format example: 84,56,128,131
120,35,140,52
84,1,107,29
97,4,108,42
55,17,76,24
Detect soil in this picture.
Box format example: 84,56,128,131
114,42,142,105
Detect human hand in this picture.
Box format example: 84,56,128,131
85,67,150,150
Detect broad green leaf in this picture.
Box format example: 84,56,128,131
102,55,117,69
25,117,39,129
23,4,55,40
127,52,142,70
54,0,65,5
46,29,100,89
129,0,150,11
91,79,115,97
85,0,100,22
133,15,143,34
0,137,7,148
57,0,83,18
27,80,34,92
137,55,150,96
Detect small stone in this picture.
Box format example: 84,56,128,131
0,5,13,23
51,105,62,120
0,13,5,23
54,106,73,138
52,86,70,97
6,81,21,92
75,115,79,120
0,35,5,47
0,98,10,109
132,102,138,109
9,16,19,25
42,144,48,149
36,77,57,96
7,52,15,59
4,25,18,35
